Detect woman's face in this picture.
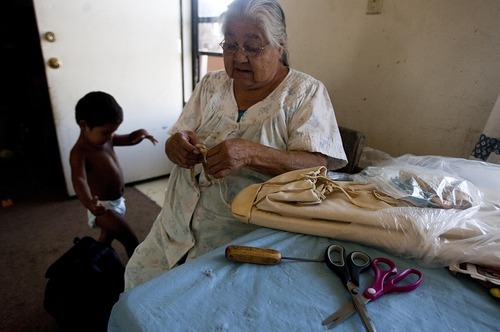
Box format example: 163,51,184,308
223,18,284,90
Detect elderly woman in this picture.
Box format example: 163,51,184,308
124,0,347,289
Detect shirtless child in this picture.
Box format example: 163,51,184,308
70,91,158,257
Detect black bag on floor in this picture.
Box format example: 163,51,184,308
43,236,125,331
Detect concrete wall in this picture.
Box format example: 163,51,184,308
280,0,500,158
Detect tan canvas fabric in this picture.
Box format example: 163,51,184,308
231,166,499,267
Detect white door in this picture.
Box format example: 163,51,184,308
33,0,183,196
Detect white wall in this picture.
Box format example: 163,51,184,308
281,0,500,158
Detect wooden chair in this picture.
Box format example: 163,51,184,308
337,126,366,174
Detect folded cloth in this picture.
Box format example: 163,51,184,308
232,165,500,268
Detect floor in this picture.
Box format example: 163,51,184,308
133,177,169,207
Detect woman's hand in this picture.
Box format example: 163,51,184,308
205,138,253,178
205,138,328,178
165,131,203,168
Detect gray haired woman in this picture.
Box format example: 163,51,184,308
125,0,347,290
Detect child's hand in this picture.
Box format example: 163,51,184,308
143,134,158,145
131,129,158,145
91,196,106,216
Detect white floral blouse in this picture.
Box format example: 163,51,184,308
124,69,347,290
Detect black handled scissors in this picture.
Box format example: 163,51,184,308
323,244,375,332
323,256,423,330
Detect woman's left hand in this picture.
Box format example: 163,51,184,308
205,138,253,178
204,138,328,178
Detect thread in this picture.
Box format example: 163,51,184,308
190,144,231,208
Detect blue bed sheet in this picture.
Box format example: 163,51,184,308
109,228,499,331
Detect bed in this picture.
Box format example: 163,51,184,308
108,151,500,331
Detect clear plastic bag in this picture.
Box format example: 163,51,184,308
355,148,500,267
355,164,482,210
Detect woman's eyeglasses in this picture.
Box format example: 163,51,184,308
219,41,270,57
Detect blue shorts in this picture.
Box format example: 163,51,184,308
87,197,126,229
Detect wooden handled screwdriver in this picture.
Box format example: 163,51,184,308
225,245,324,265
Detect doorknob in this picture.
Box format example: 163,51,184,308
44,31,56,42
48,57,61,69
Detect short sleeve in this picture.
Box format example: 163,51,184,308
286,73,347,169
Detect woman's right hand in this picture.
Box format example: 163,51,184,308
165,131,203,168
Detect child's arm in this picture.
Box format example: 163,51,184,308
69,149,106,216
113,129,158,146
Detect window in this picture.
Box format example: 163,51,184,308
192,0,231,85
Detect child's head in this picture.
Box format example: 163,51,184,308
75,91,123,128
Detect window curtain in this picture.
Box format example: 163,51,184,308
470,93,500,164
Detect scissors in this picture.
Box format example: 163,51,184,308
323,255,423,331
323,244,374,331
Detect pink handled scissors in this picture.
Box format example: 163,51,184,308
322,257,423,330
